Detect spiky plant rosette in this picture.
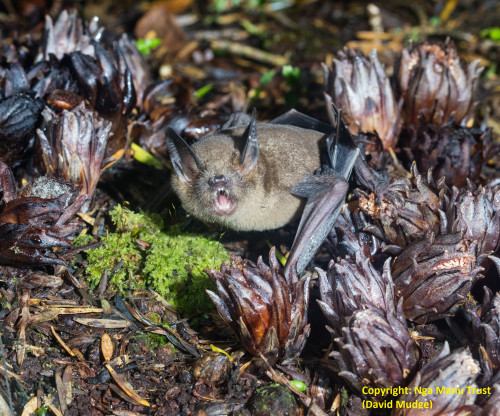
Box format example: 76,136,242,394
359,165,500,261
37,103,111,205
205,247,311,365
391,232,483,323
446,182,500,260
317,256,394,332
330,304,418,398
324,48,402,151
358,166,443,248
396,41,482,128
317,257,419,396
393,343,481,416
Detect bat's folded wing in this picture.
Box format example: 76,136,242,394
281,109,360,276
287,171,349,277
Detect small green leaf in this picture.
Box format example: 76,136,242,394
131,142,163,170
481,27,500,41
193,84,213,99
282,65,300,82
260,69,276,85
266,241,287,267
290,380,307,392
136,37,162,55
428,16,440,27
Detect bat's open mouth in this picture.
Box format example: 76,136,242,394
215,188,235,215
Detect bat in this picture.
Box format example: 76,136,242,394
166,106,365,275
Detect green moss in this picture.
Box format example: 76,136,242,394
143,231,227,315
135,333,171,349
85,231,143,290
80,206,228,315
73,234,94,247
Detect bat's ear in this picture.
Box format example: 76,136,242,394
165,127,203,183
239,108,259,176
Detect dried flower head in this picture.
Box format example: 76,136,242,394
330,303,418,396
317,254,418,396
397,41,482,127
359,165,500,263
116,34,151,108
447,183,500,261
37,103,111,205
325,48,402,150
358,167,442,248
205,248,310,365
36,10,102,62
393,343,480,415
317,256,394,332
392,232,483,323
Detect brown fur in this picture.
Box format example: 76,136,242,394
171,123,325,231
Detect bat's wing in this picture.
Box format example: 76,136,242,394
283,107,360,276
270,109,334,134
220,112,253,130
286,171,349,277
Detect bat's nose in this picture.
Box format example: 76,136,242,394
208,175,229,186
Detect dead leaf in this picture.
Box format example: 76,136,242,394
21,396,38,416
62,366,73,406
101,333,114,362
51,326,75,357
106,364,150,407
55,371,67,415
74,318,131,328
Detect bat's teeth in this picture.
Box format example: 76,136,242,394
215,188,234,215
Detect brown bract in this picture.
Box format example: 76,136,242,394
324,48,402,150
205,247,310,366
471,288,500,369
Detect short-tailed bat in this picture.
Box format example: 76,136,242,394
166,106,363,274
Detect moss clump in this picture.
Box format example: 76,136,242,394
85,231,143,291
143,231,227,315
81,206,228,315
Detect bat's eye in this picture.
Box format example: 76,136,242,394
208,175,229,186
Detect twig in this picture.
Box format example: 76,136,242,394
210,39,288,66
